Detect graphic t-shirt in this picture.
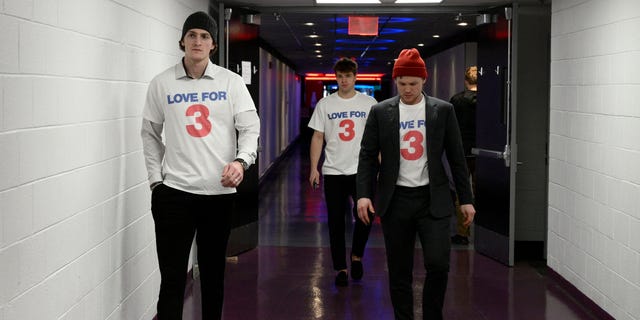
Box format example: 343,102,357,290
308,92,377,175
397,95,429,187
142,60,256,195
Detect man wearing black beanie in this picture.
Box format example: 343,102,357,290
141,10,260,320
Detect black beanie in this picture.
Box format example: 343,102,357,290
181,11,218,41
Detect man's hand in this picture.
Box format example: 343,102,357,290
460,204,476,227
221,161,244,187
357,198,376,225
309,169,320,190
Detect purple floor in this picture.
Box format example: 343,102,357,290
181,140,604,320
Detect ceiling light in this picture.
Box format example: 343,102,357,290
432,34,440,38
454,13,467,26
314,43,322,47
308,34,319,38
417,43,425,47
394,0,443,3
316,0,381,3
304,22,315,26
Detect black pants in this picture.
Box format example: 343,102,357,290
151,184,235,320
324,174,372,271
381,185,451,320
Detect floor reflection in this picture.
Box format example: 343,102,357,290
182,138,604,320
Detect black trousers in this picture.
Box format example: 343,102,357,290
381,185,451,320
324,174,373,271
151,184,235,320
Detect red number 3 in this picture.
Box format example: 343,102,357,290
185,104,212,137
401,130,424,160
339,119,355,141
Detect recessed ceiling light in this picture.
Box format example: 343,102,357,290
417,43,425,46
314,43,322,47
316,0,380,3
308,34,319,38
315,50,321,53
304,22,315,26
316,55,323,58
432,34,440,38
457,22,468,26
394,0,443,3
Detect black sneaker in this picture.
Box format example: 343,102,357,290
351,260,363,280
451,234,469,245
335,270,348,287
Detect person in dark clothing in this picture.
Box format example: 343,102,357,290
449,66,477,245
357,49,475,320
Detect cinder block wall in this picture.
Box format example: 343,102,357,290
548,0,640,319
0,0,207,319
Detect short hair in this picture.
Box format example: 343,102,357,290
465,66,478,85
333,57,358,75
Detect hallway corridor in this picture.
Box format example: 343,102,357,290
183,139,605,320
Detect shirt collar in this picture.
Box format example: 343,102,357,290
175,58,217,80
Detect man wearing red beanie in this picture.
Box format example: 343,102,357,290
356,48,475,319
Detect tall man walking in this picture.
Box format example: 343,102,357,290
309,57,377,286
141,11,260,319
357,48,475,319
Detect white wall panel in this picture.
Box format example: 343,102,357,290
549,1,640,318
0,0,208,319
0,17,19,74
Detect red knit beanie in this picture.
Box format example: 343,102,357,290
392,48,428,79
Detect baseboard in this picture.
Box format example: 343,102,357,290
546,268,615,320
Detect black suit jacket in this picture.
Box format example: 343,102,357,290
357,94,473,218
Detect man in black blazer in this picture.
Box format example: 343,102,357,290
356,48,476,320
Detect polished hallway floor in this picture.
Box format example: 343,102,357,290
182,138,605,320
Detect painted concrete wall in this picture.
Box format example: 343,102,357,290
258,48,301,177
0,0,208,319
548,1,640,319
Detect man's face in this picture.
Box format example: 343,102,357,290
466,66,478,85
395,76,425,105
181,29,215,61
335,71,356,93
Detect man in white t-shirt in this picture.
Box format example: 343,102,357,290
308,58,377,287
140,11,259,319
356,49,475,320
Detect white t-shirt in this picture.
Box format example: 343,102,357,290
142,60,258,195
308,91,377,175
397,95,429,187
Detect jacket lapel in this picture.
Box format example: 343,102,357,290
424,94,437,138
386,97,400,153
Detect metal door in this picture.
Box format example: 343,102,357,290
472,7,516,266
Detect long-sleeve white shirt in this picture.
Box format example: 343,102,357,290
140,59,260,195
